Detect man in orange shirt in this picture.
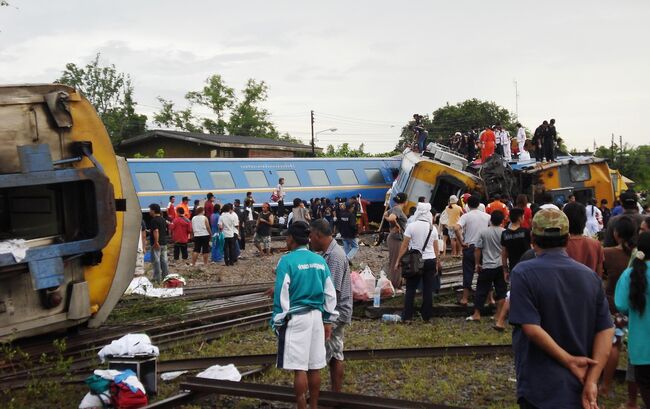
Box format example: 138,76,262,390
486,194,509,225
178,196,191,219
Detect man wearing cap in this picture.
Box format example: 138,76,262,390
603,190,646,247
272,221,339,409
509,208,613,409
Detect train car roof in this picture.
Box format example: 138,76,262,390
127,156,403,163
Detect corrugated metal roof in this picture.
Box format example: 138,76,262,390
119,130,318,152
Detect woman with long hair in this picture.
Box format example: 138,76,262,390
516,194,532,229
600,216,638,401
615,231,650,407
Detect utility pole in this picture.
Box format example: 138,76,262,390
310,110,315,157
514,80,519,119
619,135,623,169
611,133,615,165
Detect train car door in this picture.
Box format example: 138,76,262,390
430,175,466,213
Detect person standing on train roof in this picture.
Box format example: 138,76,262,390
271,221,338,409
515,123,526,158
205,192,215,219
479,125,496,163
148,203,170,283
178,196,190,219
499,124,512,161
167,195,177,221
533,121,548,163
546,119,558,162
509,208,613,409
494,124,504,157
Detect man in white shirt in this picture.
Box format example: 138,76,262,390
219,203,241,266
454,195,491,306
497,125,512,161
516,123,527,159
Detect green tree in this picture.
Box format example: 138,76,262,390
320,143,369,158
595,144,650,190
154,75,287,141
395,99,515,150
56,54,147,146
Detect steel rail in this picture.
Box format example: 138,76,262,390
158,344,512,372
180,378,468,409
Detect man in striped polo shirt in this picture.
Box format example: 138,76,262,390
272,221,339,409
309,219,352,392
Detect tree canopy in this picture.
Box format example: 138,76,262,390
56,54,147,146
396,99,516,150
154,75,301,144
595,144,650,190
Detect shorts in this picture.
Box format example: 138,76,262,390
193,235,211,254
442,226,449,237
276,309,326,371
326,322,346,362
254,233,271,250
448,228,456,240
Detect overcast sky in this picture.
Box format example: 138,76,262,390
1,1,648,153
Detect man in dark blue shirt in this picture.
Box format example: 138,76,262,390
510,208,613,409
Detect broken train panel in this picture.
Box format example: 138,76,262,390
0,84,139,341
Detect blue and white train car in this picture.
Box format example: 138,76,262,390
127,157,401,216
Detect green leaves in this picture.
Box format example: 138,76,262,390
56,53,147,146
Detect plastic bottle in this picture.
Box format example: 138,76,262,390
373,283,381,308
382,314,402,322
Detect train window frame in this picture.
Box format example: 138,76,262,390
173,171,201,190
569,164,591,182
307,169,330,186
244,171,269,188
275,170,301,187
135,172,163,191
364,168,385,184
337,169,358,185
209,171,236,189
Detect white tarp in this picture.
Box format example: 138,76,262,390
97,334,160,363
124,276,183,298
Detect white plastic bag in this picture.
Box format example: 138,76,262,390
360,266,376,299
197,364,242,382
377,270,395,298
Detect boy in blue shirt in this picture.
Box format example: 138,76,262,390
272,221,338,409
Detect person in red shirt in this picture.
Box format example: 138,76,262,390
169,207,192,261
479,126,496,162
516,194,533,229
563,202,604,276
167,195,177,221
357,196,371,233
204,192,215,219
486,194,510,225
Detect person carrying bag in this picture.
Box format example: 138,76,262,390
395,202,441,321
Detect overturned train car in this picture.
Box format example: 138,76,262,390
0,84,140,341
392,144,615,212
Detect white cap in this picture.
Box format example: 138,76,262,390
449,195,458,204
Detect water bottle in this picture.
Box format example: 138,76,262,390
373,284,381,308
382,314,402,322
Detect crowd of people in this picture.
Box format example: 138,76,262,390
380,186,650,409
142,168,650,408
410,114,561,164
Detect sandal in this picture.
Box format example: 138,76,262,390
465,316,480,322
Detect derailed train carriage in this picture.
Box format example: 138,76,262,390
0,84,140,341
391,143,616,212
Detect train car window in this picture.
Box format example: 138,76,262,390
569,164,591,182
174,172,201,190
364,168,385,184
210,171,236,189
307,170,330,186
244,171,269,188
276,170,300,187
135,172,163,191
337,169,358,185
